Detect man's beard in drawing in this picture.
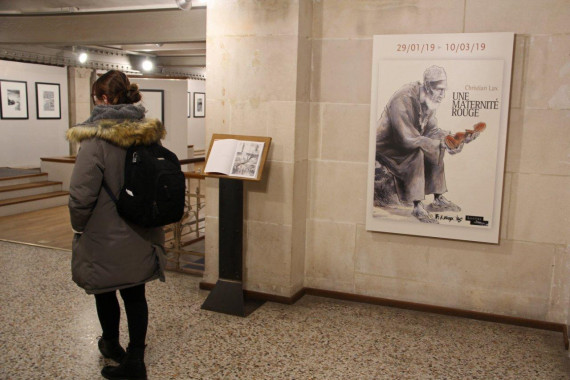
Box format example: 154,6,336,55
424,91,442,112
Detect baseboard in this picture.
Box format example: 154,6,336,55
199,280,569,349
199,281,305,305
305,287,569,349
0,238,71,252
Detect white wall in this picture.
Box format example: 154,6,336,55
187,79,206,151
131,77,188,160
0,60,69,168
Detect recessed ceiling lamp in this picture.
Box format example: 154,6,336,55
141,58,154,72
175,0,192,10
78,52,88,64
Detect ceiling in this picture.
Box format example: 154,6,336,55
0,0,206,14
0,0,207,78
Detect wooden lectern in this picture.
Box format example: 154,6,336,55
201,134,271,317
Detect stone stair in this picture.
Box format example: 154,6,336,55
0,172,69,217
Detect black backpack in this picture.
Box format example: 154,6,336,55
103,143,186,228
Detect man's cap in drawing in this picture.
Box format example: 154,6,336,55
423,66,447,83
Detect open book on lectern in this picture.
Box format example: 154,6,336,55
204,134,271,181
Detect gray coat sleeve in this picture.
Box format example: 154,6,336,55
68,139,105,233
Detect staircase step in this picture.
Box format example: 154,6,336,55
0,173,49,187
0,181,63,200
0,191,69,217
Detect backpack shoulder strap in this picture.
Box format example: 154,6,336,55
102,179,118,204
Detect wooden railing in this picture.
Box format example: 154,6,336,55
164,157,206,274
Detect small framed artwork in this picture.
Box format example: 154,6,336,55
187,92,191,118
0,79,29,119
35,82,61,119
139,89,164,124
194,92,205,118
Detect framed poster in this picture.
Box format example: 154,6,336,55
194,92,205,118
35,82,61,119
0,80,28,119
187,92,191,118
139,89,164,124
366,32,514,244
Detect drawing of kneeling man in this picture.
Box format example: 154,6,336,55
374,65,479,223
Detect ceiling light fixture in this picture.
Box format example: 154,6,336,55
175,0,192,10
78,52,88,64
141,58,154,72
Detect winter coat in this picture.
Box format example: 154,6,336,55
66,104,166,294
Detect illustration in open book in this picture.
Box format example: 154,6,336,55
205,139,265,179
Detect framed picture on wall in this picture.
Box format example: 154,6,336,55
139,89,164,124
35,82,61,119
0,79,28,119
194,92,205,118
366,32,514,244
187,92,191,118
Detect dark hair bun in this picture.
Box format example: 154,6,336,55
126,83,141,104
93,70,144,105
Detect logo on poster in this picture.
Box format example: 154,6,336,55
466,215,489,226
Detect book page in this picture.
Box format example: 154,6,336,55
204,139,239,175
229,141,265,179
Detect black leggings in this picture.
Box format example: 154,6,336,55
94,284,148,348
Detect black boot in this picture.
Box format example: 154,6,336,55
101,345,147,380
98,337,126,363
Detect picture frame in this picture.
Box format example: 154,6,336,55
194,92,205,118
366,33,514,244
139,89,164,124
35,82,61,119
0,79,29,119
187,92,191,118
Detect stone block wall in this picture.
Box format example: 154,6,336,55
306,0,570,322
204,0,312,296
205,0,570,322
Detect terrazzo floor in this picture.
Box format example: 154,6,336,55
1,240,569,379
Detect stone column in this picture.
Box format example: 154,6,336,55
67,67,94,155
204,0,312,298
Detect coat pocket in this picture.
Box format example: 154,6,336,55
152,244,167,282
71,233,89,290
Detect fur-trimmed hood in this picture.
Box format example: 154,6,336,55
66,104,165,148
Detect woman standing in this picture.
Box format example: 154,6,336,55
67,70,166,380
